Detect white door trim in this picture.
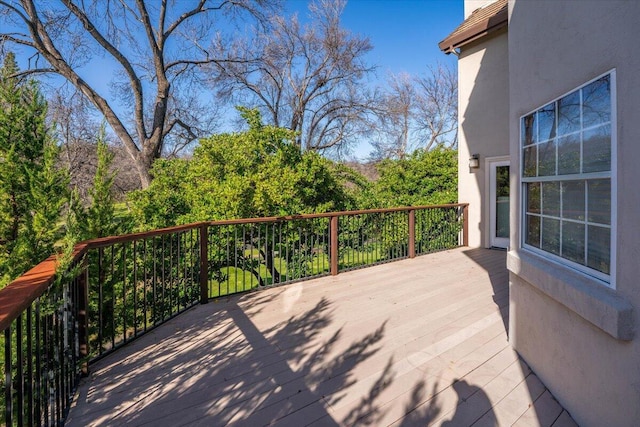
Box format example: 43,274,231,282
486,156,510,249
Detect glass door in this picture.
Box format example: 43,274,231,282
490,161,510,248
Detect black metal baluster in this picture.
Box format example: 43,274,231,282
34,299,42,425
228,227,231,295
161,235,166,321
16,314,24,425
133,240,138,337
26,306,33,427
234,226,239,293
249,225,254,291
152,236,158,326
277,223,283,282
98,248,104,355
43,310,50,427
122,243,127,343
169,234,174,316
296,226,301,280
189,230,195,301
178,232,184,310
257,224,262,287
311,223,316,276
143,239,148,332
241,224,247,292
110,245,116,350
56,300,63,425
5,325,12,427
271,222,277,284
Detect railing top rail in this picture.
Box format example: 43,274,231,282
0,244,88,331
207,203,469,225
84,221,208,249
0,203,469,331
82,204,469,248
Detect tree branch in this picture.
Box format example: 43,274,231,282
60,0,147,142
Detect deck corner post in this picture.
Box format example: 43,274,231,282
199,224,209,304
409,209,416,258
330,216,339,276
463,204,469,247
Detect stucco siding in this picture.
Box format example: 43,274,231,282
507,1,640,426
458,30,509,248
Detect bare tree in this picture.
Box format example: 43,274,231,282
370,72,415,159
49,86,102,199
49,85,97,149
414,63,458,150
211,0,376,153
0,0,277,187
49,88,141,200
370,63,457,160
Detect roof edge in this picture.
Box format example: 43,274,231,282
438,5,508,54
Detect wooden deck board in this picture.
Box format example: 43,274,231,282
66,248,575,426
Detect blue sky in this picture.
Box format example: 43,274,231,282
285,0,463,158
284,0,462,79
340,0,461,77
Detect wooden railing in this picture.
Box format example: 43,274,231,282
0,203,468,426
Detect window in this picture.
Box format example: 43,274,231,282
520,72,615,285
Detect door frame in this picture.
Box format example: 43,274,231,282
486,156,510,249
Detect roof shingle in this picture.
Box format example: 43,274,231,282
439,0,508,54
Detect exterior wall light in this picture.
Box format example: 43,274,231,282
469,154,480,169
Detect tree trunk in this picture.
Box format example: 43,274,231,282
135,141,161,189
134,158,153,189
264,246,281,284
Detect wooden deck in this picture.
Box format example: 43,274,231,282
66,248,577,427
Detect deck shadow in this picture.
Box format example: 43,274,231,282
462,248,509,334
67,288,393,426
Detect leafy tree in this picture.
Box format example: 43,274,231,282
127,158,191,230
0,52,69,287
371,146,457,208
84,126,127,239
130,108,354,227
65,124,129,242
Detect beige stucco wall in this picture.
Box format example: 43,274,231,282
507,1,640,426
457,30,509,248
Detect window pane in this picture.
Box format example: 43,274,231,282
527,182,541,214
538,140,556,176
523,146,537,177
542,182,560,217
582,75,610,127
557,133,580,175
587,225,610,274
521,73,613,281
562,221,585,264
561,181,585,220
588,179,611,224
522,113,536,145
583,125,611,173
558,90,581,136
526,215,540,248
537,102,556,142
541,218,560,255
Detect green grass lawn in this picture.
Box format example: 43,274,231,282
207,246,396,298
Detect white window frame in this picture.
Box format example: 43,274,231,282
519,70,617,288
